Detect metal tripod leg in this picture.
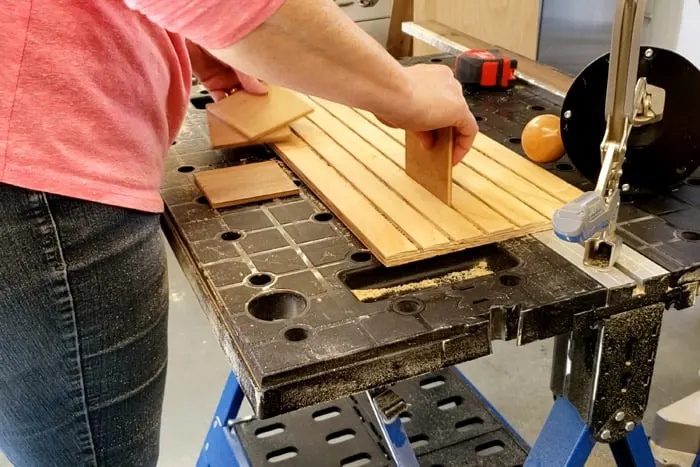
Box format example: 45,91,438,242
197,371,249,467
366,388,419,467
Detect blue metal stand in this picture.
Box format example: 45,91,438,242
196,372,250,467
526,397,656,466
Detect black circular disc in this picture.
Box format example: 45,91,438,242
561,47,700,192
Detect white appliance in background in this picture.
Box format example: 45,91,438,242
335,0,393,46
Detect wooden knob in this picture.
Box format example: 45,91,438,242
521,114,565,163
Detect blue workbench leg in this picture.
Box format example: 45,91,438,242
366,391,420,467
609,424,655,466
693,451,700,467
525,397,596,467
196,371,247,467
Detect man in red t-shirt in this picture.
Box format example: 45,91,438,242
0,1,477,465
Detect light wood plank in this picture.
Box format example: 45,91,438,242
354,109,406,144
273,135,417,260
194,161,298,209
474,133,582,202
207,85,313,140
387,0,414,58
451,189,514,234
304,100,481,240
452,164,546,227
405,127,453,204
463,149,562,217
206,110,291,150
291,118,450,249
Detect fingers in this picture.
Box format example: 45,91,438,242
235,71,268,95
452,110,479,165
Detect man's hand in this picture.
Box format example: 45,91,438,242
376,64,479,165
186,40,267,101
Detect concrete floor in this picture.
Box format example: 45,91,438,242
1,239,698,466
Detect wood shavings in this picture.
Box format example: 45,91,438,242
352,260,492,302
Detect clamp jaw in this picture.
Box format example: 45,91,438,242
552,0,666,270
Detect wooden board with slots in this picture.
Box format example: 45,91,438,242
272,94,582,267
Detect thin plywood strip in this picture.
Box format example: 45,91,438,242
272,98,581,266
206,110,291,150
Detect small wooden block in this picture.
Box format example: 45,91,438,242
207,85,313,140
194,161,299,209
405,128,453,204
206,110,291,150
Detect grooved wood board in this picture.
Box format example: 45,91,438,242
207,85,314,140
194,161,298,209
406,127,453,204
206,110,291,150
272,95,582,266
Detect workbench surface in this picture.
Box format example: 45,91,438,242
162,55,700,419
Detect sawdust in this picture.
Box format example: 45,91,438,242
352,260,493,302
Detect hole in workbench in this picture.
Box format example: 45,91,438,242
508,137,522,145
200,89,210,95
247,291,307,321
476,440,505,457
255,423,285,439
529,105,546,111
475,115,485,122
283,327,308,342
312,212,333,222
687,178,700,186
430,57,444,63
648,349,656,363
248,273,273,287
221,231,242,241
178,165,195,173
624,337,637,364
410,434,429,448
326,429,356,445
190,94,214,110
456,417,484,432
399,411,412,423
350,251,372,263
473,298,490,305
313,406,341,421
267,447,298,463
680,230,700,241
196,196,208,205
437,396,463,411
391,298,424,316
499,274,522,287
292,179,302,187
620,372,632,392
171,140,177,146
420,375,446,390
341,453,371,467
556,163,574,172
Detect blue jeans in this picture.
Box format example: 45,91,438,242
0,184,168,466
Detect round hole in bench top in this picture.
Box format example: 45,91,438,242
284,327,309,342
312,212,333,222
391,298,425,316
292,179,303,187
508,137,522,145
221,231,242,241
350,251,372,263
247,291,308,321
200,89,209,95
499,274,522,287
475,115,485,122
529,105,546,111
178,165,195,173
556,163,574,172
171,140,177,146
430,58,444,63
248,273,274,287
196,196,208,205
680,230,700,242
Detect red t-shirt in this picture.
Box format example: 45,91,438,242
1,0,285,212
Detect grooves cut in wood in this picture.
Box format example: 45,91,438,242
272,95,581,267
194,161,298,209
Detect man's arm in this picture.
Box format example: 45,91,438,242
127,0,477,161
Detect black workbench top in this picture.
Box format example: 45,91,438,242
161,54,700,418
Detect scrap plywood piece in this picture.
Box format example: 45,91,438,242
194,161,298,209
206,110,291,150
405,127,453,204
272,97,581,266
207,85,313,140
